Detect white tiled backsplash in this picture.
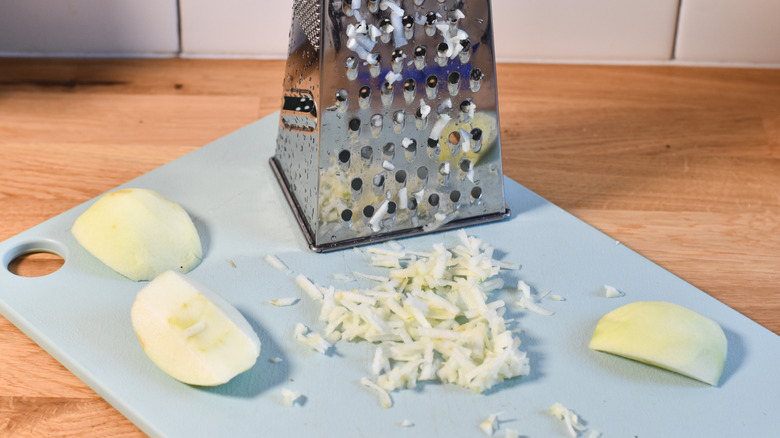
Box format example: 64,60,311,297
0,0,777,66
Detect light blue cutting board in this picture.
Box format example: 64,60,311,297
1,113,777,437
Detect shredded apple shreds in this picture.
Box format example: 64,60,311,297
296,229,530,399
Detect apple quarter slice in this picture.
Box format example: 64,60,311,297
131,270,261,386
589,301,727,386
72,188,202,281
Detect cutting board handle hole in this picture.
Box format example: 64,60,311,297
4,239,67,277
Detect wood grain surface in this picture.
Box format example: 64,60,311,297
1,58,778,437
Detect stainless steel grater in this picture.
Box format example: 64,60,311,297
271,0,509,252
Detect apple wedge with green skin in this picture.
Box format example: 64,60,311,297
589,301,727,386
72,188,202,281
131,270,262,386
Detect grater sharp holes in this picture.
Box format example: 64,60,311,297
417,166,428,180
425,75,438,99
393,110,405,133
348,118,361,133
471,128,483,152
339,149,351,163
371,114,383,137
408,197,418,210
459,39,472,62
373,174,385,187
387,201,397,215
471,186,483,201
450,190,461,203
470,68,484,92
428,193,440,206
351,177,363,191
395,170,407,183
361,145,374,161
448,131,461,153
363,205,375,217
414,45,426,70
383,142,395,157
381,82,394,106
341,209,353,222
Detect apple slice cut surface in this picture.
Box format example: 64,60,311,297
131,270,261,386
589,301,727,385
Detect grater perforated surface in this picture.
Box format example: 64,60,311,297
273,0,509,251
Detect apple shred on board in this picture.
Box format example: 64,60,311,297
296,229,530,400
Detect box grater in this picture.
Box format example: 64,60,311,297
271,0,509,252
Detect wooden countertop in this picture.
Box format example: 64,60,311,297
1,58,778,436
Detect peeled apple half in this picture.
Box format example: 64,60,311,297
131,270,261,386
589,301,727,385
72,188,202,281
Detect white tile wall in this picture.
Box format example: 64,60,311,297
492,0,680,62
675,0,780,65
179,0,291,57
0,0,778,66
0,0,179,56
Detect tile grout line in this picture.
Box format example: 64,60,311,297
671,0,684,61
175,0,184,56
